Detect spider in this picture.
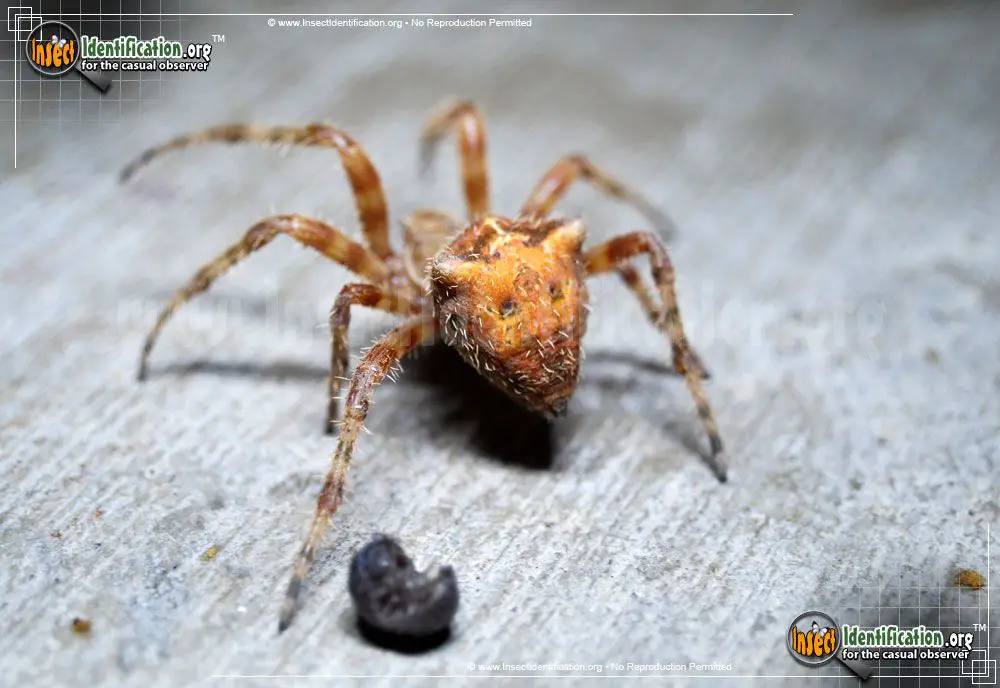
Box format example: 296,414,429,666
120,99,726,634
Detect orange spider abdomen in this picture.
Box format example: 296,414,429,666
430,216,590,418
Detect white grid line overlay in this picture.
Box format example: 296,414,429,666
7,5,33,30
829,523,996,684
5,1,192,165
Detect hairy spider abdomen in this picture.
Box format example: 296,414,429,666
430,216,589,418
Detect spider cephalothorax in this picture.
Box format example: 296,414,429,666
120,99,725,634
430,216,589,418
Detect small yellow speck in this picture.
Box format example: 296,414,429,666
71,617,92,635
201,544,220,561
954,569,986,590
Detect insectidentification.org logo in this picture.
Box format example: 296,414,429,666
77,34,213,73
23,18,214,93
839,623,975,662
785,609,989,681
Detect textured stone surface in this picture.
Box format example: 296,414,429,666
2,1,998,686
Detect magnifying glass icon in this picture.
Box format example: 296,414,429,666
25,20,112,93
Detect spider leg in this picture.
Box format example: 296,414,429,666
400,209,463,287
519,154,676,240
616,264,710,379
137,214,407,381
279,315,437,633
585,232,725,481
419,99,490,221
326,283,423,435
120,123,398,261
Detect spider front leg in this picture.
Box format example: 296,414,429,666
615,264,710,379
419,99,491,221
121,123,399,261
326,283,423,434
137,214,405,381
585,232,726,481
279,315,437,633
520,154,677,239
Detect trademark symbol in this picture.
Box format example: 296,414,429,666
211,34,225,42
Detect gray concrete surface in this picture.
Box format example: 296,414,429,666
2,1,998,686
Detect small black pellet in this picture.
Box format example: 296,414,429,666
349,534,459,646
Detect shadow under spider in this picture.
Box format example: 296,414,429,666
402,342,557,471
157,347,674,382
154,343,687,472
158,359,324,383
155,343,557,470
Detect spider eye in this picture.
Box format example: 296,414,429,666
548,282,564,300
499,298,516,317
